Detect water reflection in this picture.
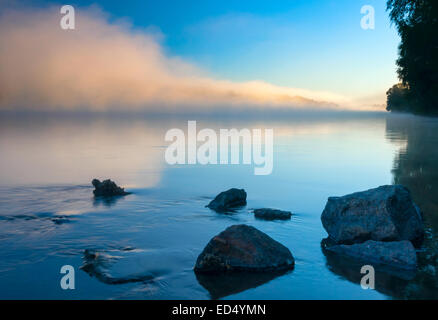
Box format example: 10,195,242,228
368,114,438,299
93,195,128,208
195,270,292,300
321,244,412,299
2,112,438,299
386,114,438,232
0,114,166,188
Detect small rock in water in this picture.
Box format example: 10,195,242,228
194,224,295,273
50,216,71,225
325,240,417,270
92,179,130,197
206,188,247,212
253,208,292,220
321,185,424,246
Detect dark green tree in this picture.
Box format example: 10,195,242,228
386,83,410,112
386,0,438,115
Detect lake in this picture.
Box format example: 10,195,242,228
0,112,437,299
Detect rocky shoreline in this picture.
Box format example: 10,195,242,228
321,185,424,271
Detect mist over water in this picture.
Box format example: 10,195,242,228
0,112,437,299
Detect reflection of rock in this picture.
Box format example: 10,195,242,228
322,242,413,298
325,239,417,271
92,179,130,197
253,208,292,221
206,188,247,212
92,195,124,207
194,224,294,273
81,248,158,285
321,185,424,247
196,270,290,299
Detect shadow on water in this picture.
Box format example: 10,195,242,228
195,270,292,300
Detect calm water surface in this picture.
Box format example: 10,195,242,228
0,112,437,299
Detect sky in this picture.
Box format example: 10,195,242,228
0,0,400,112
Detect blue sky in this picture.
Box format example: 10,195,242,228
2,0,400,109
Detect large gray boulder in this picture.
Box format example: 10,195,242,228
206,188,247,212
321,185,424,246
194,224,294,273
325,240,417,271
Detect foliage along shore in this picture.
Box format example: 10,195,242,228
386,0,438,116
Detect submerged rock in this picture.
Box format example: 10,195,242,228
50,216,72,225
325,240,417,271
206,188,247,212
92,179,130,197
253,208,292,221
194,224,294,273
81,248,166,285
321,185,424,246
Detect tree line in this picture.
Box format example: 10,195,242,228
386,0,438,115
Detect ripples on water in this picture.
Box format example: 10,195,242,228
0,112,437,299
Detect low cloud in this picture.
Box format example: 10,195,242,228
0,6,363,113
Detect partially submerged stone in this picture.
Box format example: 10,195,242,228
92,179,130,197
80,247,185,285
321,185,424,246
81,249,154,284
325,240,417,271
194,224,294,273
254,208,292,220
206,188,247,212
